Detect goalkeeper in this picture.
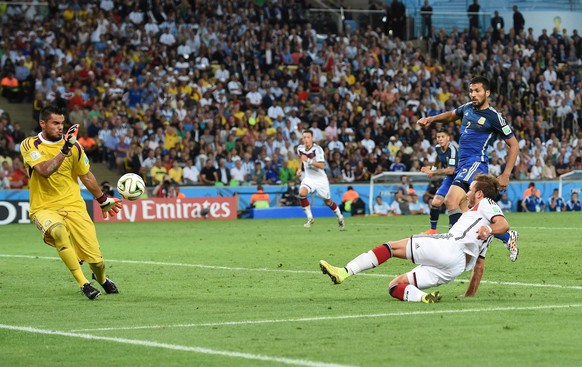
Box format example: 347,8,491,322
21,105,123,300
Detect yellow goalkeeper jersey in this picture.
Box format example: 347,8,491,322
21,134,91,215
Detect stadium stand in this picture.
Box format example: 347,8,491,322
0,0,581,194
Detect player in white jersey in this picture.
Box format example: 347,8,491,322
296,130,345,230
320,174,509,303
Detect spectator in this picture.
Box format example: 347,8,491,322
409,191,429,215
183,158,200,185
512,5,525,35
229,159,247,186
497,192,513,212
420,0,433,39
0,169,11,189
168,161,183,186
389,156,406,172
565,192,581,211
278,160,296,185
150,159,168,186
263,158,279,184
78,131,98,162
395,175,413,215
389,0,407,40
373,195,392,216
522,191,545,212
1,72,20,102
199,159,218,185
251,162,266,185
467,0,480,36
522,182,540,199
216,158,231,186
341,162,355,183
8,158,28,189
547,189,566,212
542,157,557,179
491,10,504,42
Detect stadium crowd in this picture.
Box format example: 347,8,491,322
1,0,582,193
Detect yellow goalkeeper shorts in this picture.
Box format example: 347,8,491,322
32,209,103,263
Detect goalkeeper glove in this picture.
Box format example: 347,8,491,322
61,124,79,155
96,193,122,219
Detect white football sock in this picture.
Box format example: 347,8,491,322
303,205,313,219
403,285,426,302
346,250,378,275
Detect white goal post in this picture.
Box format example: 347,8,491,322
558,170,582,199
368,172,431,214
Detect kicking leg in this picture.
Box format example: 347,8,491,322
320,239,409,284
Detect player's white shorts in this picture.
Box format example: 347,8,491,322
300,176,331,200
404,234,466,289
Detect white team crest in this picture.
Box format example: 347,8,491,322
30,150,42,161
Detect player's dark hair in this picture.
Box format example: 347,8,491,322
303,129,313,136
469,76,491,91
436,128,449,135
473,174,500,200
39,105,64,123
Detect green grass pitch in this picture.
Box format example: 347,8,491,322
1,212,581,367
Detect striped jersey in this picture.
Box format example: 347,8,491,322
454,102,514,165
296,143,328,181
20,133,90,215
436,142,458,178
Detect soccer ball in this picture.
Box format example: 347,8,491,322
117,173,145,200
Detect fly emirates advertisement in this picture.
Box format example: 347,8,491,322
93,197,238,223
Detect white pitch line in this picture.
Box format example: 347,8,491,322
69,303,582,333
2,254,582,291
0,324,355,367
349,223,581,231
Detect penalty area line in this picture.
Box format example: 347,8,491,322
0,324,355,367
69,303,582,333
2,254,582,291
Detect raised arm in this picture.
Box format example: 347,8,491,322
417,110,459,129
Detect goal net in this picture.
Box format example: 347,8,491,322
558,170,582,199
368,172,435,214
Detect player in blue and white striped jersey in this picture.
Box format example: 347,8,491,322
417,76,520,261
421,128,458,234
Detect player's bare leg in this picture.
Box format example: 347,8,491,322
444,185,467,228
